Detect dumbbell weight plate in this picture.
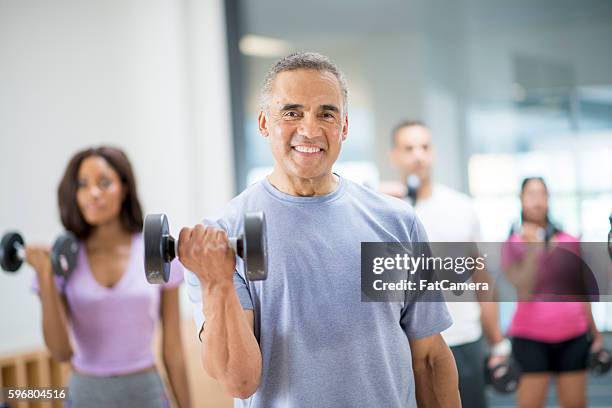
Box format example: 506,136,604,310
589,348,612,377
0,232,25,272
50,233,79,278
484,355,522,394
243,212,268,281
144,214,171,284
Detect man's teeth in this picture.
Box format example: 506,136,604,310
294,146,321,153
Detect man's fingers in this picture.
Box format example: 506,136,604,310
192,224,207,243
178,227,193,259
214,229,228,244
177,224,231,270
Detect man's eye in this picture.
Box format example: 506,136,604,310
284,111,299,118
322,112,335,119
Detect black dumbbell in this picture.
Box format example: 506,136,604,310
589,348,611,377
484,355,522,394
0,231,79,278
143,212,268,284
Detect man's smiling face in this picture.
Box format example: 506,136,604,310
259,69,348,181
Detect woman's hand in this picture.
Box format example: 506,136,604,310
590,331,604,353
25,245,53,278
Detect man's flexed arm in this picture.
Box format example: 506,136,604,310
179,225,262,399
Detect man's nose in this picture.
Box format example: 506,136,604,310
298,115,323,139
413,147,428,160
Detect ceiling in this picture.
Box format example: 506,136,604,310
240,0,612,39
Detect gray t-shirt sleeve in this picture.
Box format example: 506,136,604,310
400,216,453,339
234,258,254,310
400,299,453,339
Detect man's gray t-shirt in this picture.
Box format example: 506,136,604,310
186,176,452,408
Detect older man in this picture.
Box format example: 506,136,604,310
181,52,460,407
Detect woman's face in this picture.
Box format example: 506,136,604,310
521,179,549,224
76,156,125,227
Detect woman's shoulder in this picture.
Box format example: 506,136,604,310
505,232,523,243
554,230,579,243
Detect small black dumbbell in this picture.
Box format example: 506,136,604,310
484,355,522,394
0,231,79,278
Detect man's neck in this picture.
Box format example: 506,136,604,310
417,181,433,201
268,168,338,197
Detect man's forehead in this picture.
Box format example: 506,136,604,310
269,69,342,106
398,126,432,146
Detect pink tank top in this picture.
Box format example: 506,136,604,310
502,231,589,342
32,233,183,376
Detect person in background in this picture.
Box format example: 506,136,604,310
502,176,603,408
381,120,509,408
28,146,191,408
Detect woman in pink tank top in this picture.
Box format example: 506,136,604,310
502,177,603,408
26,146,191,407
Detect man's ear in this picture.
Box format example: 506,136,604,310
258,111,269,137
341,114,348,141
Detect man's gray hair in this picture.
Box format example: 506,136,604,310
259,51,348,114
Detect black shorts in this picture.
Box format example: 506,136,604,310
512,333,590,373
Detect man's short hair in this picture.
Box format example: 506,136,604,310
391,119,429,146
260,51,348,114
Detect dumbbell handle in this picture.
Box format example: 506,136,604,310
168,234,242,262
12,242,67,268
13,242,26,262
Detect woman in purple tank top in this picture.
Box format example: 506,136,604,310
26,146,191,408
502,177,603,408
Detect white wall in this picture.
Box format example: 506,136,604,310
0,0,234,353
